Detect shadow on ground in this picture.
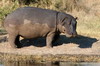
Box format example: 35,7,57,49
20,35,98,48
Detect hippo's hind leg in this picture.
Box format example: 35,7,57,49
7,26,19,49
9,34,21,48
8,33,18,48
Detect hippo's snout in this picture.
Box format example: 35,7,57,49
65,31,77,38
72,31,77,37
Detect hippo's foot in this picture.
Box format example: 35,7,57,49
10,45,17,49
46,46,52,48
46,44,53,48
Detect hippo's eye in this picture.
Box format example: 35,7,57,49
64,29,65,32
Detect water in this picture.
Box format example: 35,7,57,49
1,62,100,66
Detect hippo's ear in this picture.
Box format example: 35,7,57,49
75,17,78,20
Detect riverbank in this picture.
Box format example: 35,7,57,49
0,35,100,62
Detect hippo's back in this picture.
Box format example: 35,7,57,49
4,7,58,27
4,7,59,38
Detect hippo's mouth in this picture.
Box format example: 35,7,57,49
65,33,73,38
65,33,77,38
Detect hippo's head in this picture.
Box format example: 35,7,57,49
58,13,77,37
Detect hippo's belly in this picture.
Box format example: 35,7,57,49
19,23,52,38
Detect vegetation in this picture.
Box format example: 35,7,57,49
0,0,100,38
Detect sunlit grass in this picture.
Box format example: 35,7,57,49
0,0,100,39
77,14,100,39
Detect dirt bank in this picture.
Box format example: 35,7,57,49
0,35,100,62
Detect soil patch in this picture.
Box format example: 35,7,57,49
0,35,100,62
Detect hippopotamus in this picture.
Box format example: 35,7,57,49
4,7,77,48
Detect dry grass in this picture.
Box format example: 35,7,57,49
68,10,100,39
68,0,100,39
0,0,100,39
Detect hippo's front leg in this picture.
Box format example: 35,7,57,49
46,33,55,48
